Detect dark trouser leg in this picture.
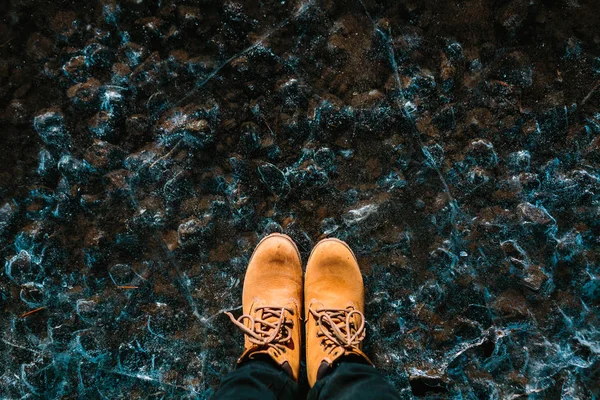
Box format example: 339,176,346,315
213,359,299,400
307,359,401,400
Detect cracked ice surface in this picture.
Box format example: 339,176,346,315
1,0,600,398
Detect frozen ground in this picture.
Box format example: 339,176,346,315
1,0,599,398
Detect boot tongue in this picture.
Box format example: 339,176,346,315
255,305,294,342
314,306,366,349
228,304,294,362
280,361,294,378
316,361,331,381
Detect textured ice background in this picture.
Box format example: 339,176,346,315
1,0,599,398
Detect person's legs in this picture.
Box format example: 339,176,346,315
213,358,299,400
307,358,401,400
214,233,304,400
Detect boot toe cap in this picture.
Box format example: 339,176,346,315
253,233,302,265
307,238,358,273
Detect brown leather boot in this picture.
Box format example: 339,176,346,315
304,238,373,387
225,233,303,381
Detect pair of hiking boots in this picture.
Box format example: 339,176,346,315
225,233,372,387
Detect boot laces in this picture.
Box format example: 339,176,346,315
310,306,366,353
225,306,294,355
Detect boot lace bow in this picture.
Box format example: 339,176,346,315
310,306,366,352
225,306,294,355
